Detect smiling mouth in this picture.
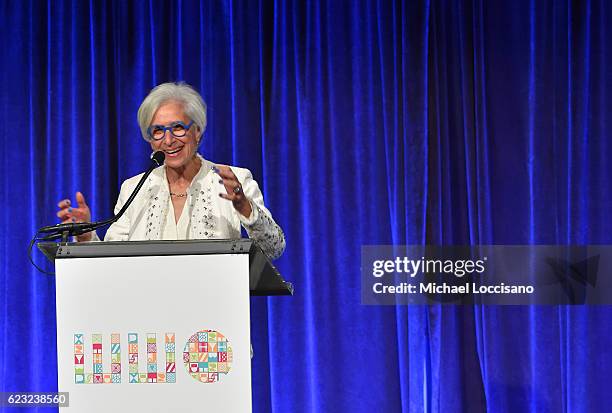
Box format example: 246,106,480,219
165,147,183,156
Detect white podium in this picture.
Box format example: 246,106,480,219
40,239,292,413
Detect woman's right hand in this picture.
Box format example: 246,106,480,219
57,191,94,242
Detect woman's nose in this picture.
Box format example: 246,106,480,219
163,131,176,145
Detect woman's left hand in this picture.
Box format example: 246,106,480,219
216,165,252,218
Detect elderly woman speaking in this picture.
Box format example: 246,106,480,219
56,82,285,260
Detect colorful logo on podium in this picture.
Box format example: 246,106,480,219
183,330,233,383
73,330,232,384
127,333,176,384
74,333,122,384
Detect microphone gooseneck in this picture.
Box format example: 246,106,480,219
37,151,166,238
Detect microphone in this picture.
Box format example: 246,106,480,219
150,150,166,166
38,151,165,238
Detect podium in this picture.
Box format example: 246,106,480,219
39,239,293,413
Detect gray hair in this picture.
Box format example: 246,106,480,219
137,82,207,142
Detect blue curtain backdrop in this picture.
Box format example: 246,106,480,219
1,0,611,412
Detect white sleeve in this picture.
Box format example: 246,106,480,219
232,168,286,260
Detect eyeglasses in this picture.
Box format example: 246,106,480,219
147,120,194,141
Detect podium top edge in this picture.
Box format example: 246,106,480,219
38,239,255,260
37,239,294,296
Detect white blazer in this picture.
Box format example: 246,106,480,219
93,156,285,259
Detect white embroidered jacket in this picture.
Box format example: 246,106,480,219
93,156,286,259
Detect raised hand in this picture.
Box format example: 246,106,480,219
215,165,252,219
56,192,94,242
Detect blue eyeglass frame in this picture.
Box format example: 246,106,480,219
147,120,195,141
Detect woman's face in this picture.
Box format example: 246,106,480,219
149,100,200,170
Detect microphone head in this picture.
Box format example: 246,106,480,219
151,151,165,166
